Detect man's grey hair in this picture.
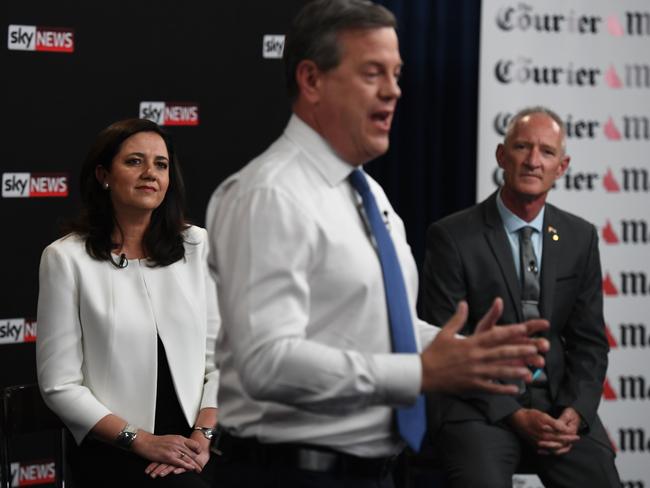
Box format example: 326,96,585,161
504,106,567,153
284,0,397,102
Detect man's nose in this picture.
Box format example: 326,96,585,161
380,74,401,100
526,146,542,167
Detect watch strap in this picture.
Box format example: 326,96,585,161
116,423,138,449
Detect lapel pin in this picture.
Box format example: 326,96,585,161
547,225,559,241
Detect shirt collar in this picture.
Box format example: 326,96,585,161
496,189,545,235
283,113,357,187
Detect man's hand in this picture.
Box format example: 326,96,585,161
508,408,580,455
557,407,581,435
420,298,549,394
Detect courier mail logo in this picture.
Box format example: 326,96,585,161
8,25,74,52
10,460,55,487
139,102,199,126
2,172,68,198
0,318,37,345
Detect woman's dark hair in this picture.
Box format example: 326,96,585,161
68,118,189,266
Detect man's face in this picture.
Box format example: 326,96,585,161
313,27,402,166
496,113,569,201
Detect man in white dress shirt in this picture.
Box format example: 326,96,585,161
205,1,548,486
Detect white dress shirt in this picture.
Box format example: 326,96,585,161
206,114,439,457
37,225,220,444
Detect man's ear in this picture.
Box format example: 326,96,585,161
295,60,323,104
495,143,505,168
556,155,570,179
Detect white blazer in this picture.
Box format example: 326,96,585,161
36,226,220,444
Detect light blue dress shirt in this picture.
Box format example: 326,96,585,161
495,190,544,280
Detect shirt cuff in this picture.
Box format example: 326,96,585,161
373,353,422,407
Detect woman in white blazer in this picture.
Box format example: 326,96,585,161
36,119,220,487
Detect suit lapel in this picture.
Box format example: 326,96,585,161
483,193,523,322
540,206,560,330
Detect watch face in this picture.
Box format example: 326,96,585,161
116,425,138,448
195,427,216,439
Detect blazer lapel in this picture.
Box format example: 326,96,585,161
540,206,560,331
483,193,523,322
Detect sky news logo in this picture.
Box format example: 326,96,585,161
10,461,55,487
262,34,285,59
139,102,199,126
2,173,68,198
0,318,37,345
8,25,74,53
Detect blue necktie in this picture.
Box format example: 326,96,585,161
348,169,426,452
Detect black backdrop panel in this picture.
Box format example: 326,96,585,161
3,3,483,483
2,0,306,389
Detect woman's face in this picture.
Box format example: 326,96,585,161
97,131,170,219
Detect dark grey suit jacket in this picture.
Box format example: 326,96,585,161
422,191,611,449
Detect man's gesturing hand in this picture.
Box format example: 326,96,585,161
420,298,549,394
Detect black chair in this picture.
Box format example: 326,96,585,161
0,384,67,488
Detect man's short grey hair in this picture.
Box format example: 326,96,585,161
504,106,567,153
284,0,397,102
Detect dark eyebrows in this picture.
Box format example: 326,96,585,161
125,151,169,162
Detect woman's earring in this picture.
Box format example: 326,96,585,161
103,182,109,190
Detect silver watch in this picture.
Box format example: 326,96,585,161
193,426,218,440
116,423,138,449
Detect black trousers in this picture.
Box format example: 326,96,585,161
436,388,621,488
211,458,395,488
67,437,217,488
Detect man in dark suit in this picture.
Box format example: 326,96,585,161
423,106,621,487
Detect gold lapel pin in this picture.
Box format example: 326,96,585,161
547,225,559,241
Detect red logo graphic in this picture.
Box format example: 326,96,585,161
602,273,618,296
604,117,622,140
607,15,624,36
605,324,618,348
36,28,74,52
604,65,622,88
603,169,621,192
603,377,617,400
602,220,619,244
